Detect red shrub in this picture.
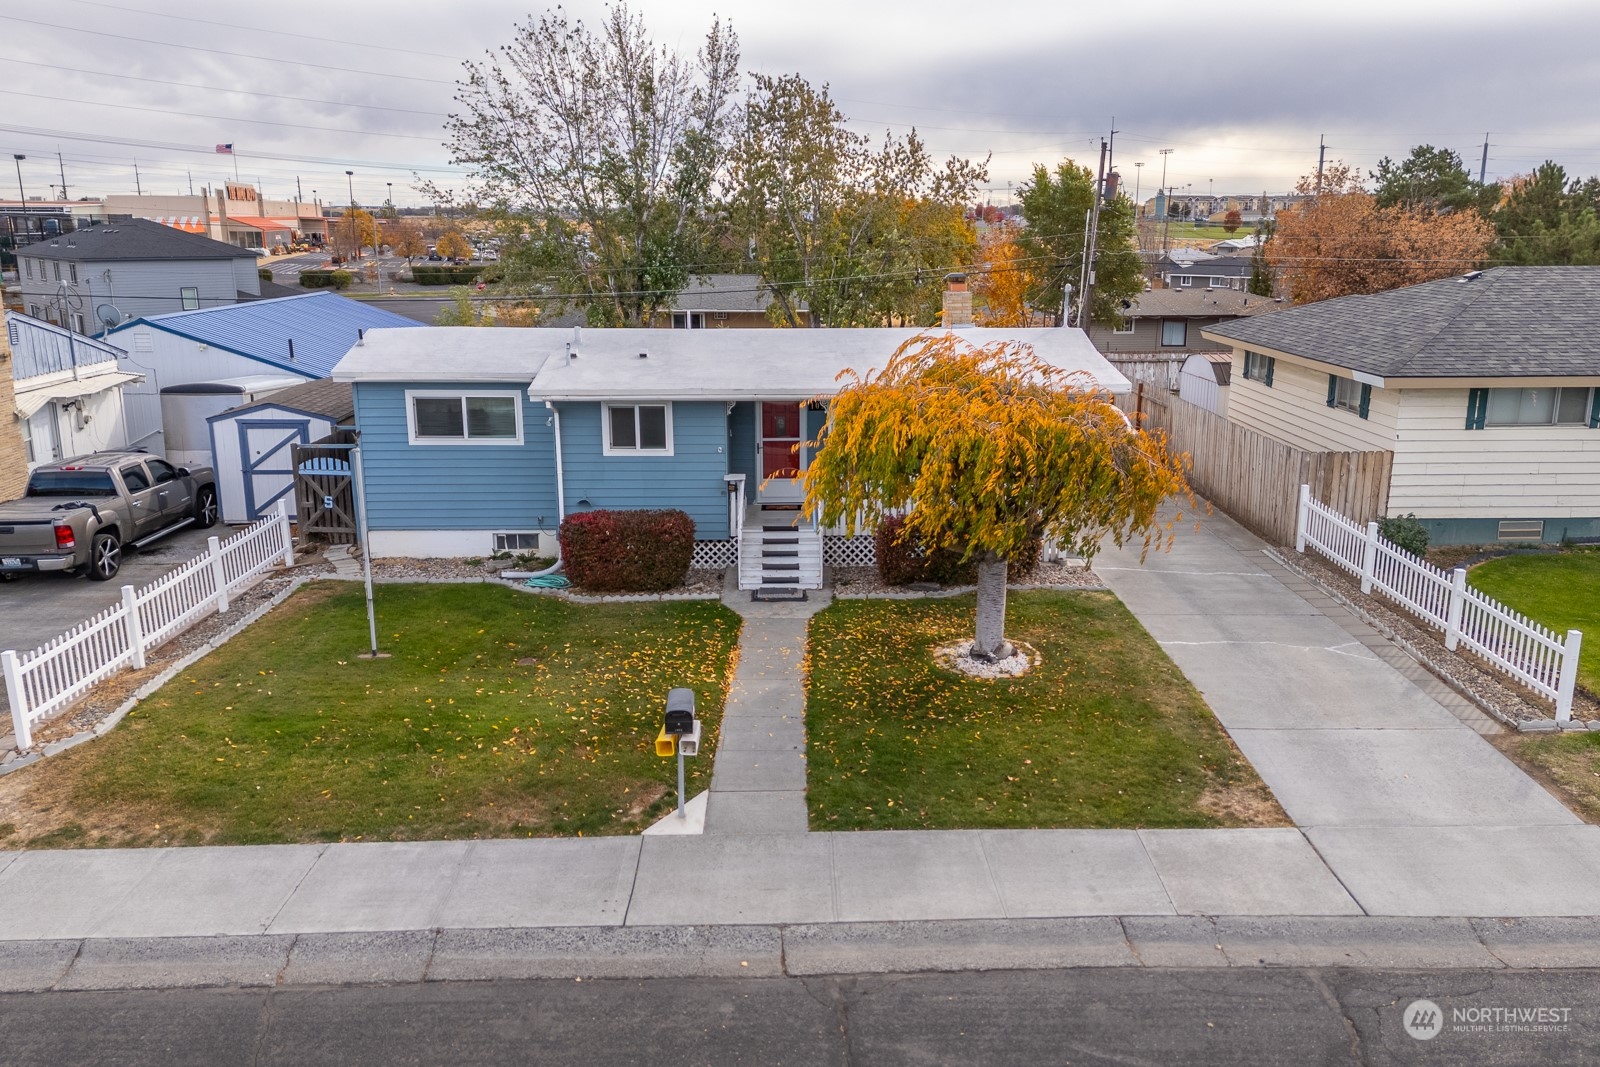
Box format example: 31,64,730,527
558,509,697,592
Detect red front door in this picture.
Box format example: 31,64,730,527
759,401,804,501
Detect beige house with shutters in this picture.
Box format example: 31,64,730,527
1204,267,1600,546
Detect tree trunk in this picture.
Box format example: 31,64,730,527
971,556,1013,661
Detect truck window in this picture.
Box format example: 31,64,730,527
147,459,179,484
26,470,118,496
121,465,151,492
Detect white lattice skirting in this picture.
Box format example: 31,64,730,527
691,540,737,569
824,535,876,567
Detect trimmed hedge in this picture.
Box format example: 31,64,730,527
875,515,1040,587
559,508,696,592
258,267,273,282
412,264,483,285
1380,513,1430,557
299,269,353,290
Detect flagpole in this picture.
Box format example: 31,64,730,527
233,147,239,184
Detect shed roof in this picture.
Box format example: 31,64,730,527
333,325,1133,398
1205,266,1600,379
210,377,353,423
111,291,424,378
19,217,256,261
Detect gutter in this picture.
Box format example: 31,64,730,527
545,400,565,527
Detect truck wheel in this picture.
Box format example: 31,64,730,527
194,487,219,529
88,531,121,581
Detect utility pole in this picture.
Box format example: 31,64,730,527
296,175,303,204
133,161,142,195
1133,161,1143,217
1316,135,1327,194
1479,134,1490,185
1078,138,1108,328
187,171,194,195
1157,148,1173,255
56,151,67,200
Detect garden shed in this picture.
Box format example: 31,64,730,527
1177,352,1233,415
206,377,354,523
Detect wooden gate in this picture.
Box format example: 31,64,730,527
291,430,358,545
1139,390,1393,545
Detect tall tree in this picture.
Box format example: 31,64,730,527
331,209,377,261
1267,161,1495,304
972,220,1042,326
1372,144,1499,216
390,219,428,266
1015,161,1142,327
439,4,740,325
1492,162,1600,265
803,333,1189,660
1247,221,1275,297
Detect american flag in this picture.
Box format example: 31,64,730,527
215,143,233,155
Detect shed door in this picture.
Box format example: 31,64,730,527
239,419,311,520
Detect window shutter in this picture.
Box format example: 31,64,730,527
1263,357,1274,387
1465,388,1488,430
1358,384,1371,420
1326,375,1338,408
1591,389,1600,430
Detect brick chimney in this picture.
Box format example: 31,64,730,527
942,272,972,328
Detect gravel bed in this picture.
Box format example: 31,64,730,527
831,560,1103,598
932,639,1039,679
364,558,727,598
1276,550,1599,727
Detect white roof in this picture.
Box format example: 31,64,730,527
333,326,1133,398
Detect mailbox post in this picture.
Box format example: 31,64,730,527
657,687,699,818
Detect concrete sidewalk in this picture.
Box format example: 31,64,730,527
1096,509,1600,916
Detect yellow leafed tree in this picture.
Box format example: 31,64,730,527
803,333,1191,659
971,221,1040,326
435,230,473,261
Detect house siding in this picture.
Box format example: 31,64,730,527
1389,387,1600,522
1090,317,1237,355
19,258,242,325
353,381,560,531
557,401,730,539
1226,352,1397,453
729,401,757,485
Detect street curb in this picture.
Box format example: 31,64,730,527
5,916,1600,991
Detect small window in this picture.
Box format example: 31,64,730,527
1328,375,1370,418
1484,387,1594,427
74,314,85,335
180,287,200,311
1112,317,1136,334
120,465,151,492
52,261,61,282
494,532,541,553
147,458,179,484
21,418,35,464
23,258,32,280
671,312,705,329
1242,351,1274,384
69,264,78,284
604,403,673,455
407,391,523,445
1175,275,1193,287
1498,520,1544,542
1160,319,1188,346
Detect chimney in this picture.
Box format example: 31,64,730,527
942,272,972,328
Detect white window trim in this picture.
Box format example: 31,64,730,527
602,402,675,457
1112,317,1136,334
180,286,200,311
404,388,525,446
1175,275,1193,286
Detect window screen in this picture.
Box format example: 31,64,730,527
414,397,465,437
609,405,637,449
465,396,517,438
638,406,668,450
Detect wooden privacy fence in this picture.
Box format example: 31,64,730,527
2,502,295,749
1138,390,1393,544
292,430,358,545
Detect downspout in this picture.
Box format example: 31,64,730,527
545,399,565,526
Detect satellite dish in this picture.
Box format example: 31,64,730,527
96,303,127,330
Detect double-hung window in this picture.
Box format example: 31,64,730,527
1327,375,1371,419
1242,351,1274,385
604,403,672,455
180,287,200,311
1112,317,1136,334
406,390,523,444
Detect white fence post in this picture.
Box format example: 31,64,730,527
277,497,295,568
123,585,147,670
3,649,30,751
1359,520,1379,595
209,535,230,615
1556,630,1583,723
1295,483,1310,553
1444,568,1467,652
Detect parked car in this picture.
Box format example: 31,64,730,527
0,452,218,582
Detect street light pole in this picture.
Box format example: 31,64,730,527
1157,149,1173,254
345,170,355,205
1133,162,1143,218
13,154,26,244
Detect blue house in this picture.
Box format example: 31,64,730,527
332,318,1132,593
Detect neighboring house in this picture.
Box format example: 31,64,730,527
1090,287,1285,356
1205,266,1600,545
206,377,352,523
106,290,422,461
332,297,1130,593
6,311,142,473
1210,235,1262,254
1160,254,1254,292
15,218,261,331
649,274,809,329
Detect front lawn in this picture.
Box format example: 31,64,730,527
1469,550,1600,694
804,591,1284,830
0,582,739,847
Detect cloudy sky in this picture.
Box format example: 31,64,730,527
4,0,1597,208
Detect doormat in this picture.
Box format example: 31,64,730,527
761,504,801,511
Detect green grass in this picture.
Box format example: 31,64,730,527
1468,549,1600,693
804,591,1283,830
1153,222,1257,243
9,582,739,847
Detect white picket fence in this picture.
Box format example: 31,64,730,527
1295,485,1583,720
2,500,295,749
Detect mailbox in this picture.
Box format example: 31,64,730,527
677,720,702,757
664,687,696,735
654,727,676,757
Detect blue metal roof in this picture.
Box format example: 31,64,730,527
109,291,423,378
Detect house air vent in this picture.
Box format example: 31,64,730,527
494,532,540,553
1497,520,1544,542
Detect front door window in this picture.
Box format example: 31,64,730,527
761,402,802,480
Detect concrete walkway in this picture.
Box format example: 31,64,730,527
702,574,829,834
1096,508,1600,916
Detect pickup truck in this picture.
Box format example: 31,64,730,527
0,451,218,582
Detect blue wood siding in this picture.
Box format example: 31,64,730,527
558,401,730,538
729,402,757,485
352,382,559,530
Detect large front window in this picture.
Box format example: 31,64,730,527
406,390,523,444
605,403,671,454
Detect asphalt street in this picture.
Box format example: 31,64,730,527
3,967,1596,1065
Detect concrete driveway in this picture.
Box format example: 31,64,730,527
0,524,220,657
